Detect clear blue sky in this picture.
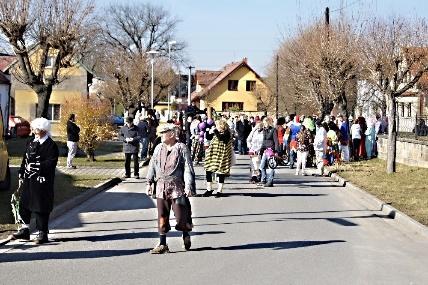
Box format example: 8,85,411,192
96,0,428,75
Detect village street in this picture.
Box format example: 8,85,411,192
0,156,427,285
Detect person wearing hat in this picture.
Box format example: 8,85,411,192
119,117,141,179
11,118,59,244
146,123,195,254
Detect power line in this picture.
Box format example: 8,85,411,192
330,0,362,13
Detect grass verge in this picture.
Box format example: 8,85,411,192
0,167,115,240
6,137,125,168
330,158,428,226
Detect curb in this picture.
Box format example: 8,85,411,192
0,177,122,251
328,171,428,239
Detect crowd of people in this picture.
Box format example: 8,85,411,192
10,106,388,253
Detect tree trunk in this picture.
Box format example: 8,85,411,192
320,100,334,121
35,85,53,118
386,94,397,174
86,148,96,161
335,92,349,118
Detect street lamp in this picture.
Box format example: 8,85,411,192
168,40,176,119
146,50,159,109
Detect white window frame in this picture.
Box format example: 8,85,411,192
45,56,56,68
35,103,61,121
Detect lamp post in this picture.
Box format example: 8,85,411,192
187,65,194,106
168,41,176,119
146,50,159,109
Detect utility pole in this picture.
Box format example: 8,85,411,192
276,54,279,119
325,7,330,25
187,66,194,106
325,7,330,39
185,66,194,151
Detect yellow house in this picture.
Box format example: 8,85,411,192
4,51,95,136
191,58,268,112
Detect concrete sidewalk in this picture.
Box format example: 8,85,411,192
57,166,126,177
0,156,427,285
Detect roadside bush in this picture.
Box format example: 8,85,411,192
60,96,114,161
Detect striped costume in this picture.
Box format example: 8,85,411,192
204,129,233,175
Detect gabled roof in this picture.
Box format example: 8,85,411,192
191,58,263,101
402,47,428,89
0,54,16,72
195,70,222,86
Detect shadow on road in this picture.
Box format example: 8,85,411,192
218,193,327,198
0,248,149,263
51,230,225,243
190,239,346,252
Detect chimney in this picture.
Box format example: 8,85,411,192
243,57,248,63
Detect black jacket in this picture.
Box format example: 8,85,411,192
261,127,279,152
236,120,251,140
67,120,80,142
119,124,141,153
19,137,59,213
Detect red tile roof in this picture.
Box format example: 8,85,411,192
195,70,222,86
402,47,428,89
0,55,16,72
191,58,262,101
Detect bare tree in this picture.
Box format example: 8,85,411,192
359,16,428,173
253,81,274,115
274,18,360,119
0,0,96,118
98,3,185,116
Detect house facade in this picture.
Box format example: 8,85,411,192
191,58,267,113
5,53,95,135
356,47,428,134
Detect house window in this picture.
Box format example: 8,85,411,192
228,80,238,91
45,56,56,68
35,104,61,121
401,103,405,117
407,103,412,117
222,102,243,111
246,80,256,91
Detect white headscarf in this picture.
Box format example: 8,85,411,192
31,117,51,136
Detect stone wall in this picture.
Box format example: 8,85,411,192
377,136,428,168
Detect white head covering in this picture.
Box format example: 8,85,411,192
159,123,177,134
31,117,51,134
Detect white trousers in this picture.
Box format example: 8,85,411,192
296,150,308,174
67,141,78,167
339,145,350,162
315,150,325,175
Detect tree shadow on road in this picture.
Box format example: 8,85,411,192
51,230,225,243
0,248,149,263
218,193,327,198
190,239,346,252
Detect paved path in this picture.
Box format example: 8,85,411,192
1,156,427,284
57,166,126,177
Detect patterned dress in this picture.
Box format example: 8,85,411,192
204,129,233,175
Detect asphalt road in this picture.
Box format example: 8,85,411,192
0,156,427,285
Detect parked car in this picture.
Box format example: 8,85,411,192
9,115,31,137
0,107,10,191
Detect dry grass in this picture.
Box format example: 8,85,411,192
0,168,113,240
331,159,428,226
6,137,125,168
